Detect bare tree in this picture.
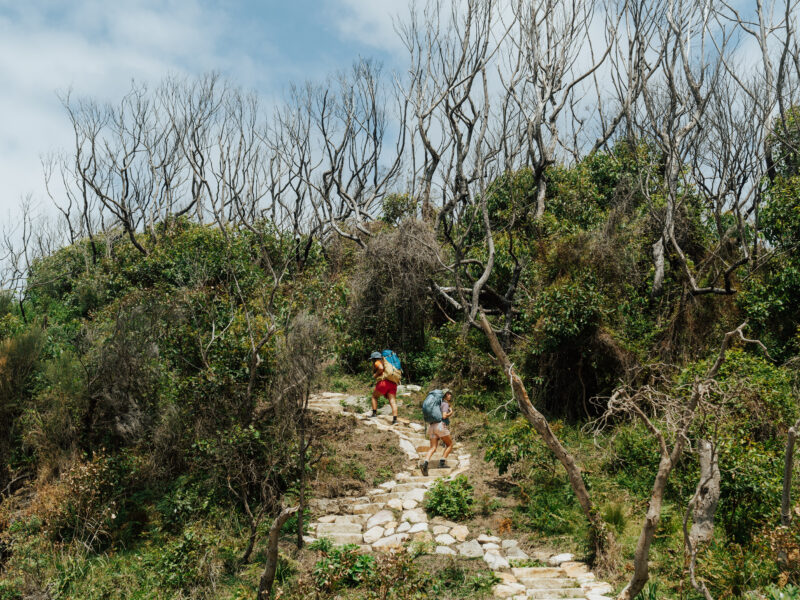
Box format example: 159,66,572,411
604,323,768,599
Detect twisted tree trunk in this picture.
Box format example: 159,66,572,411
479,313,613,564
257,505,299,599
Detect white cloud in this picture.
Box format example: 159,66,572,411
0,0,243,217
326,0,410,53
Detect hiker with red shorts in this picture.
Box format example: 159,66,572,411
370,351,399,425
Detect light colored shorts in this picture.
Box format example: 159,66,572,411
428,421,451,439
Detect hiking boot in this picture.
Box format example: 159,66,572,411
439,459,447,468
420,460,429,476
371,409,377,418
391,416,397,425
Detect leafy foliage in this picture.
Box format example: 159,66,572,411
424,475,475,521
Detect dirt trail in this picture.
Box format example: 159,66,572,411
306,391,615,600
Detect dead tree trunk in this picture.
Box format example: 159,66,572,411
479,312,613,564
782,418,800,526
683,439,720,600
257,505,299,600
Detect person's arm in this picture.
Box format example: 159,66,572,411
372,361,384,380
441,402,453,419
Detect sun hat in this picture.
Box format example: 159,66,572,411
369,351,383,360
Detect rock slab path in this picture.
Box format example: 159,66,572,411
307,390,614,600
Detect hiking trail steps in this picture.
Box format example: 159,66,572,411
306,391,615,600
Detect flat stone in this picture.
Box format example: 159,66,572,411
303,535,316,544
401,508,427,524
457,539,484,558
408,522,428,534
414,531,433,542
432,525,451,535
409,423,424,432
501,539,519,549
379,480,397,490
435,533,456,545
329,532,365,545
318,515,337,523
561,561,589,576
404,488,426,503
398,439,417,456
483,551,510,570
363,526,385,544
402,499,418,510
373,533,409,551
384,527,396,536
505,546,529,560
378,405,392,415
478,534,501,544
317,522,362,535
334,515,364,524
450,525,469,541
482,542,501,551
495,572,518,584
548,553,574,566
405,385,422,392
388,498,404,510
435,545,457,555
351,503,382,515
492,583,526,598
366,510,395,530
397,521,411,533
396,472,412,481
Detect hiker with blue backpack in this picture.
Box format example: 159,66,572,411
420,389,454,476
369,350,402,425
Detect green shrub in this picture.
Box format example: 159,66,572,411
601,503,626,535
764,585,800,600
424,475,475,521
313,544,376,592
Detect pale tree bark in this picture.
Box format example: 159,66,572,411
614,323,768,599
683,439,720,600
479,312,613,563
257,505,299,600
782,418,800,526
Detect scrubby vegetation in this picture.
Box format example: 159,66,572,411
3,2,800,599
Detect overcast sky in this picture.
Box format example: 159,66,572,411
0,0,409,219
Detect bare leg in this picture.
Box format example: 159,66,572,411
441,435,453,460
425,435,439,463
387,392,398,417
371,389,380,412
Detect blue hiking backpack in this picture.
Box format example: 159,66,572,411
422,389,444,424
382,350,402,372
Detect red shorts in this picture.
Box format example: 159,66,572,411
374,380,398,397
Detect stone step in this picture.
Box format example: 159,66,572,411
512,567,567,579
392,482,428,493
525,589,585,599
524,578,580,589
326,532,365,545
350,502,385,515
316,522,363,535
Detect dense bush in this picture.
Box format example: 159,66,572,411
424,475,475,521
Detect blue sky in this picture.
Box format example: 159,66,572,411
0,0,409,217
